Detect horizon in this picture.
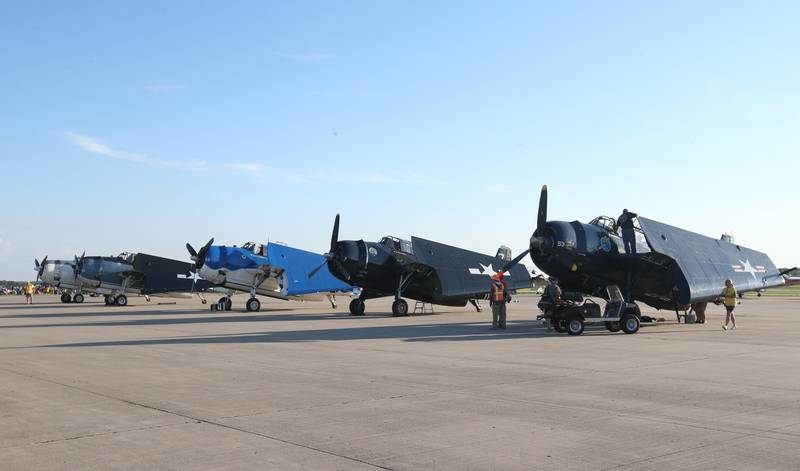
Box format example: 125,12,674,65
2,1,798,280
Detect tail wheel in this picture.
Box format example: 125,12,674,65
621,314,640,334
566,315,584,336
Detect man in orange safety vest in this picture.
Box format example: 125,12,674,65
489,272,510,330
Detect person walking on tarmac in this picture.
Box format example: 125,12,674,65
24,281,34,304
617,209,639,254
489,272,510,330
720,279,737,330
541,277,562,331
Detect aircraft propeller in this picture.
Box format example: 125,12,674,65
73,251,86,276
308,214,350,281
500,185,549,273
34,256,48,281
186,238,214,269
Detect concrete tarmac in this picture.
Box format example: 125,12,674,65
1,294,799,470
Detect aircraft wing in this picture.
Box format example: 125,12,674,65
132,253,211,294
266,242,354,297
639,217,784,304
411,237,532,299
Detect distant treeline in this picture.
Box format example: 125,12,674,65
0,280,32,288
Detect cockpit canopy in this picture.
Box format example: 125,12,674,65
589,216,618,233
241,242,266,256
116,252,135,263
379,236,413,254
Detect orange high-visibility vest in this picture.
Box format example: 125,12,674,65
491,281,505,302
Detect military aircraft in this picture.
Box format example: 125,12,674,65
74,252,214,306
34,257,89,303
502,185,788,312
308,215,533,316
186,239,358,312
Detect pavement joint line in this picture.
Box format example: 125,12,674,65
0,365,395,471
597,420,800,471
0,421,193,450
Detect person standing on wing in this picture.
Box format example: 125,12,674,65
617,209,639,254
489,272,510,330
720,279,737,330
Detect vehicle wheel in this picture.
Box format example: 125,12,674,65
621,314,640,334
73,293,85,304
349,299,365,316
246,297,261,312
553,320,567,333
566,315,584,336
115,294,128,307
60,293,71,303
104,295,115,306
605,321,621,332
391,299,409,316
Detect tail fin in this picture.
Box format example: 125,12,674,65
495,245,512,262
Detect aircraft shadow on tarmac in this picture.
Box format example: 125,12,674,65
0,308,292,320
10,321,682,350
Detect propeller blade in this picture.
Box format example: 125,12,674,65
536,185,548,234
186,243,197,258
307,260,327,279
330,214,340,254
194,238,214,269
34,258,40,268
501,248,531,273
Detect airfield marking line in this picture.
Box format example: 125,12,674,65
0,365,394,471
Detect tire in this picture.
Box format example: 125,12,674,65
73,293,84,304
566,315,584,336
621,314,640,334
605,321,621,332
391,299,409,316
225,298,233,311
217,296,227,306
115,294,128,307
60,293,71,303
246,297,261,312
104,295,115,306
349,299,365,316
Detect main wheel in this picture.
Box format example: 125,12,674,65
349,299,365,316
566,315,584,336
391,299,409,316
217,296,227,306
73,293,84,303
115,294,128,307
60,293,71,303
246,297,261,312
225,297,233,311
621,314,640,334
104,295,115,306
605,321,621,332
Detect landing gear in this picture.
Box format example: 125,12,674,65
327,294,337,309
469,299,483,312
349,299,365,316
217,296,232,311
104,295,115,306
60,293,71,303
115,294,128,306
246,297,261,312
73,293,84,304
391,299,409,317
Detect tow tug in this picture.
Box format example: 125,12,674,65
538,285,642,336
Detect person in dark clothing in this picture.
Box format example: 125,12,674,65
617,209,639,254
489,272,510,329
540,277,562,331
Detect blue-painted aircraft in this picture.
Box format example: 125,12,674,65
186,239,358,312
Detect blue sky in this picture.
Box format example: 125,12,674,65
1,1,798,280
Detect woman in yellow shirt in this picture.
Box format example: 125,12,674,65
720,279,737,331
